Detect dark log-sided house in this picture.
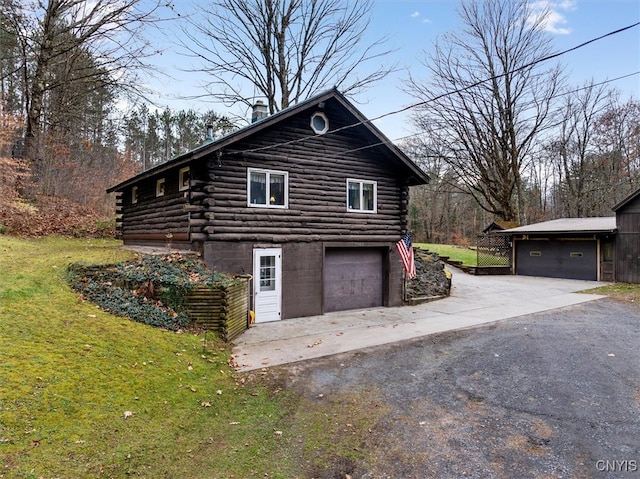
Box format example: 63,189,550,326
107,88,430,322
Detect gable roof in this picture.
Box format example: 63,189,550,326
501,217,617,235
612,187,640,212
482,220,520,233
108,88,429,193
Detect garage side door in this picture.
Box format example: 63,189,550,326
324,248,384,313
516,240,597,280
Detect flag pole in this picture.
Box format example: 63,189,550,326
396,232,414,303
402,269,407,302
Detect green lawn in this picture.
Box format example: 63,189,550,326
0,237,381,478
415,243,478,266
1,237,637,477
580,282,640,302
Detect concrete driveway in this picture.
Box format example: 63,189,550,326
231,269,607,371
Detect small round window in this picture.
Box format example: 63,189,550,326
310,112,329,134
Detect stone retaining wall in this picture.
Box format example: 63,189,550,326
405,249,451,304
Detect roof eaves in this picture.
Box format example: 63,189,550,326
507,229,617,235
499,218,617,235
107,87,430,192
107,131,228,193
330,92,430,185
195,90,337,150
189,89,339,160
612,187,640,212
109,89,341,189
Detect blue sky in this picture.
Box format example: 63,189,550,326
146,0,640,141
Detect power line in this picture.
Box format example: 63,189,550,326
231,69,640,162
383,70,640,149
394,22,640,117
561,71,640,97
232,22,639,156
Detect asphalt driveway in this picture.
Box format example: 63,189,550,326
232,270,608,371
276,298,640,478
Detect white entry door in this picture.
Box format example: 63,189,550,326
253,248,282,323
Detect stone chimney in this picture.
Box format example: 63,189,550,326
251,100,268,123
205,124,214,142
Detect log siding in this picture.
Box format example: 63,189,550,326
191,103,409,244
109,89,430,319
118,166,190,243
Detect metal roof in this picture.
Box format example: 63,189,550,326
501,217,617,234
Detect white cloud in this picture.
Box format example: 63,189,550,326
527,0,576,35
543,10,572,34
558,0,577,10
410,10,431,24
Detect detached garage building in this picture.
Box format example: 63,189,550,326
501,187,640,283
504,218,616,281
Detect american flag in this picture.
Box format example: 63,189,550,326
396,233,416,279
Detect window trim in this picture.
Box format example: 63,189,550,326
156,178,165,197
247,167,289,209
179,166,190,191
310,111,329,134
131,186,138,204
346,178,377,213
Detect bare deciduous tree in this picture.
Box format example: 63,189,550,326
403,136,489,243
591,95,640,199
181,0,395,113
547,82,611,217
1,0,163,163
407,0,562,223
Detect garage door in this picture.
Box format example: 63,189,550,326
515,240,597,280
324,248,384,313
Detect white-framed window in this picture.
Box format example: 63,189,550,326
247,168,288,208
156,178,165,197
347,179,377,213
131,186,138,204
310,111,329,134
179,166,190,191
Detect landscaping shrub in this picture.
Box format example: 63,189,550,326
67,254,237,330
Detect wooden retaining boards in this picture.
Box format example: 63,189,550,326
185,279,250,342
71,264,250,341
